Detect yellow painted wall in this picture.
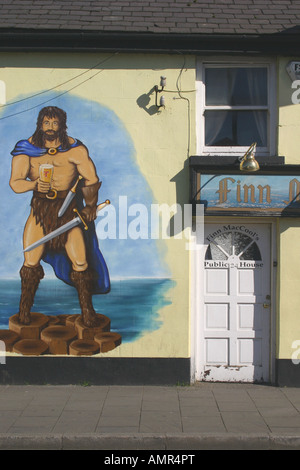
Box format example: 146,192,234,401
0,52,196,358
277,57,300,360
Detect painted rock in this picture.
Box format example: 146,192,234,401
0,329,20,352
94,332,122,353
9,313,49,340
13,339,49,356
75,314,111,340
41,325,77,355
69,339,100,356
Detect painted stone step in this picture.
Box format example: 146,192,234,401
9,313,49,339
56,314,73,325
75,314,111,340
94,332,122,353
13,339,49,356
41,325,77,355
69,339,100,356
47,315,61,325
65,315,80,329
0,329,20,352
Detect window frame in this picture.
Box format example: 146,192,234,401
196,57,277,157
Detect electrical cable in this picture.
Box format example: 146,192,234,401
0,52,119,120
163,89,196,93
0,52,119,108
175,53,192,158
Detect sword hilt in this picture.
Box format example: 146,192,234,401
71,175,83,193
73,208,88,230
73,200,110,230
96,199,110,215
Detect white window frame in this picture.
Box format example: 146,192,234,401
196,57,277,157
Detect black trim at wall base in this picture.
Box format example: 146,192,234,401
0,357,190,386
276,359,300,387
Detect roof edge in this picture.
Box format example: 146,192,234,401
0,29,299,55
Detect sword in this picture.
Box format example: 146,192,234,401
24,199,110,253
58,175,83,218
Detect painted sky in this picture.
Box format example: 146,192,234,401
0,92,171,280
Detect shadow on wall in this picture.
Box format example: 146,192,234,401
168,159,191,238
136,87,162,116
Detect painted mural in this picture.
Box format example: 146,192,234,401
0,91,173,356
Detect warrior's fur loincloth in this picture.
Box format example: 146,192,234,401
31,194,78,252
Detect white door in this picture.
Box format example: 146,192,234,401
198,223,271,382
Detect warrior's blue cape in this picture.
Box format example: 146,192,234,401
11,139,110,295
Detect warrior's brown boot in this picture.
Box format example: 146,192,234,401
70,269,98,328
19,265,44,325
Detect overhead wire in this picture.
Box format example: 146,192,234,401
0,52,119,120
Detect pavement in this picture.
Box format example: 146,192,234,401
1,382,300,450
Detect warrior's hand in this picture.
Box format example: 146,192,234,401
80,206,97,223
36,179,51,193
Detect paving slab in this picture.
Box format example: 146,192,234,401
52,410,101,433
221,411,270,433
181,416,226,433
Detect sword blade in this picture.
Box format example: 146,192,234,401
57,191,74,218
58,175,83,218
24,217,80,253
23,199,110,253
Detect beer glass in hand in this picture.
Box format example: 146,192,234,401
38,164,57,199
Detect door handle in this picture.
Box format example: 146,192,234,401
263,303,270,309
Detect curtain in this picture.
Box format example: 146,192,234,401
246,68,268,147
205,68,237,146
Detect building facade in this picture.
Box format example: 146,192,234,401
0,1,300,386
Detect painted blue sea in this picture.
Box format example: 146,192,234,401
0,278,174,343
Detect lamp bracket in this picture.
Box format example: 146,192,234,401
155,76,166,108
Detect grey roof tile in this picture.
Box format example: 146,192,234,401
0,0,299,35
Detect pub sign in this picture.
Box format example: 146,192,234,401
192,171,300,217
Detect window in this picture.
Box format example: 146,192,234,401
197,60,276,156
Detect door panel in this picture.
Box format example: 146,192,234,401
205,303,228,329
206,338,228,364
206,270,228,294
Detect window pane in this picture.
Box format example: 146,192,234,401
214,232,232,255
205,110,267,147
205,67,268,106
240,243,261,261
205,244,228,261
233,232,262,260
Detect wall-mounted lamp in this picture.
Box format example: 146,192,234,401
239,143,260,172
155,76,166,109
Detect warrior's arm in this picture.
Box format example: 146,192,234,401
72,146,101,222
9,154,36,193
74,146,99,187
9,154,49,193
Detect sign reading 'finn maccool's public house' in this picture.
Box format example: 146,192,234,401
197,174,300,216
